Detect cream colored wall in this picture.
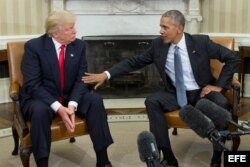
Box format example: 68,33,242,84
200,0,250,33
0,0,249,35
0,0,50,35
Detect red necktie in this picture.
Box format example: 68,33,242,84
59,45,65,90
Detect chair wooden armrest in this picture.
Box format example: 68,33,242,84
9,81,29,138
231,79,241,117
223,78,241,117
9,82,20,101
14,102,29,138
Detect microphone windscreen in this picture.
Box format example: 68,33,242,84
137,131,159,162
179,105,215,138
195,99,232,130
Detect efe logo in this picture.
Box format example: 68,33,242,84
224,151,250,167
228,155,246,162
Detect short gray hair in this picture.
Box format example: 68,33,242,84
162,10,185,28
45,10,76,36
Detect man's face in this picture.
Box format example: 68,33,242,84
53,23,77,44
159,17,183,44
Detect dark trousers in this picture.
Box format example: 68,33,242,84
22,92,113,161
144,89,229,150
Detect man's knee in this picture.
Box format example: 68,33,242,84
145,94,158,107
78,92,105,116
28,100,53,121
205,91,230,110
86,92,103,104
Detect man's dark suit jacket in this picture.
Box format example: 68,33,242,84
108,33,239,92
20,34,90,109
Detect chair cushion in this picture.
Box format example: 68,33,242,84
165,110,188,129
51,116,88,141
21,115,88,147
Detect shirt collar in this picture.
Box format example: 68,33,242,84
173,33,186,50
52,38,65,50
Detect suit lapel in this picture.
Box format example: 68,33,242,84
64,43,76,89
44,36,61,90
185,34,199,80
159,43,170,84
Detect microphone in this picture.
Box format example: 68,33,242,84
137,131,161,167
179,105,229,151
195,99,247,131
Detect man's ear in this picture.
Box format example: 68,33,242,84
177,25,184,33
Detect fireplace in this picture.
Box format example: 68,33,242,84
83,35,163,98
51,0,203,98
58,0,203,99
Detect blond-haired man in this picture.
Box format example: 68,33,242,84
20,10,113,167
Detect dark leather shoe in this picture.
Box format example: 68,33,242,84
210,163,221,167
160,159,179,167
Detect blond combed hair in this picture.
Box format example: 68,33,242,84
45,10,76,36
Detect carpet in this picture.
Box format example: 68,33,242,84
1,121,250,167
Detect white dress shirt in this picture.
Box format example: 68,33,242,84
50,38,77,112
165,34,200,91
105,35,200,91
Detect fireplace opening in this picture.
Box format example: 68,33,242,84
83,35,163,98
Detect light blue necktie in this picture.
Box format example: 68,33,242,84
174,46,187,107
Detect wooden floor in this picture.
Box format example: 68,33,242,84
0,98,250,129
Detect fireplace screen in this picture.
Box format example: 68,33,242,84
83,35,162,98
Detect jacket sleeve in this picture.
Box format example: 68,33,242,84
206,37,240,89
21,41,58,105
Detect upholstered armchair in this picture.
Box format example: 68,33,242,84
7,41,89,167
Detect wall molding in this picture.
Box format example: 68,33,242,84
50,0,203,36
53,0,188,15
201,33,250,51
1,33,250,50
0,35,41,50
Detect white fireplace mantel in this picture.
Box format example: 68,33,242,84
52,0,189,15
50,0,203,37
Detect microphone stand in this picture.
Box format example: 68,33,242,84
219,130,250,138
208,128,250,151
240,120,250,129
208,130,230,151
228,120,250,131
207,128,250,151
